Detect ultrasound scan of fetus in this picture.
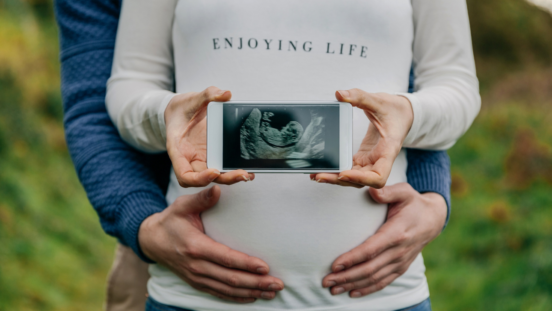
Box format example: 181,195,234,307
240,108,325,167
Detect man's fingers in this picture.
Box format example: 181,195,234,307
199,287,257,304
328,231,395,273
349,273,401,298
215,169,255,185
310,173,364,188
191,260,284,291
191,275,277,301
173,186,221,214
195,237,272,275
368,183,415,204
327,260,403,295
322,244,402,287
336,89,382,112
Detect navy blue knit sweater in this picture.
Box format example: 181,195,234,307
55,0,451,263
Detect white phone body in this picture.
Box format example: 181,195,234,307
207,101,353,173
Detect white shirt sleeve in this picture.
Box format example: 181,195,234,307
106,0,178,153
400,0,481,150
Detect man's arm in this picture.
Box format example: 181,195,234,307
56,2,284,302
406,148,451,228
56,0,171,262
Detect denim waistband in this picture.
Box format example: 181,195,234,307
145,297,432,311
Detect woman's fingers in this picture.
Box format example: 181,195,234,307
338,141,398,188
215,169,255,185
177,166,253,187
184,87,232,122
337,169,389,189
335,89,383,113
177,169,220,188
310,173,364,188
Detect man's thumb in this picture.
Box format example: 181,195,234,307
176,186,221,214
368,183,413,204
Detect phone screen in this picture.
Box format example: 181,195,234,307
222,103,340,170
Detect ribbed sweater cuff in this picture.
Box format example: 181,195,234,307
117,191,167,263
407,159,452,230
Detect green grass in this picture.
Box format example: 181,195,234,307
425,104,552,311
0,0,551,310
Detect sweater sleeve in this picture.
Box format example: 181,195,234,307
400,0,481,150
55,0,171,263
106,0,178,153
405,67,452,230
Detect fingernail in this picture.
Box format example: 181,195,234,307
337,176,349,182
210,171,220,180
316,179,325,183
351,291,362,298
268,283,281,291
257,267,268,274
216,90,227,96
333,287,345,295
338,90,350,98
325,281,336,288
236,175,249,182
261,292,273,299
334,265,345,272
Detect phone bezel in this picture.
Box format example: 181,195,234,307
207,101,352,173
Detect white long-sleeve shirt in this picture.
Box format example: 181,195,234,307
106,1,480,310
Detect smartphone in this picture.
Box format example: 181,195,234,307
207,101,353,173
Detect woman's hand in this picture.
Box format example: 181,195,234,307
321,183,446,298
165,86,254,187
139,186,284,303
311,89,413,188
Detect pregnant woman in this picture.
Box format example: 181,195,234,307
106,0,480,310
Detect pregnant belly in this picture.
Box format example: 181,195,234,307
161,152,408,308
201,174,388,283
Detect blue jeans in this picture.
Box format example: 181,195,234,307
145,297,432,311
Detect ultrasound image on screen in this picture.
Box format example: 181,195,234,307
222,104,339,170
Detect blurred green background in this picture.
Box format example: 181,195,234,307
0,0,551,310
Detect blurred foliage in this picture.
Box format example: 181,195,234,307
0,0,551,310
0,0,115,310
425,104,552,311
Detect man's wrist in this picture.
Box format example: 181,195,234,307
117,191,166,263
405,149,452,230
138,212,163,263
420,192,448,235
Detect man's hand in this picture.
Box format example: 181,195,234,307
139,186,284,303
311,89,413,188
165,86,254,187
322,183,446,298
